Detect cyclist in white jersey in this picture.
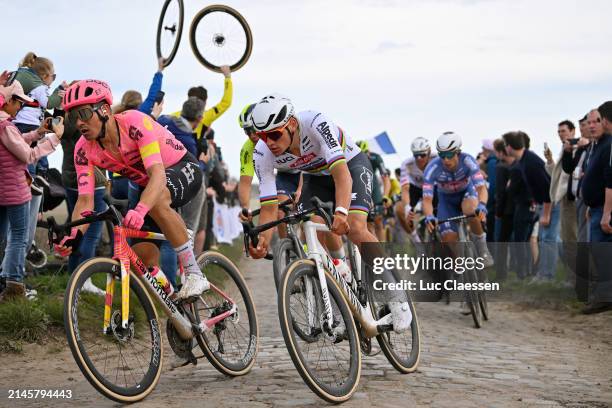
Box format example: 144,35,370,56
396,137,437,235
248,94,412,332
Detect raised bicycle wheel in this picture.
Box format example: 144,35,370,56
189,4,253,72
192,251,258,376
278,259,361,403
272,238,300,292
364,267,421,373
64,258,162,403
156,0,184,67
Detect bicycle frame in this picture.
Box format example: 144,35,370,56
302,221,392,338
49,206,239,341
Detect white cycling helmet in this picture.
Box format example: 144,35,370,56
436,131,462,153
260,92,290,103
251,95,295,132
238,103,256,130
410,137,431,154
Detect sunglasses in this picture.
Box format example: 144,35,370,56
67,103,102,124
414,153,429,159
438,151,457,159
256,121,290,143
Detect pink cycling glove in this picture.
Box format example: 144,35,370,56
124,203,150,230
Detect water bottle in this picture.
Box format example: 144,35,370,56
148,266,175,297
332,259,352,284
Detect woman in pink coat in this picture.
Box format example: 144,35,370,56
0,80,63,302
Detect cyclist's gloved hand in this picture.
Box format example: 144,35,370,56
124,203,150,230
424,215,437,232
54,228,83,257
475,202,488,218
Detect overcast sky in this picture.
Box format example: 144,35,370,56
4,0,612,177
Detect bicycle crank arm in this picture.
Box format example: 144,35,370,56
197,303,238,333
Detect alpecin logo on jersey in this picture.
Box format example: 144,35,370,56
316,122,338,149
289,153,316,168
128,126,144,141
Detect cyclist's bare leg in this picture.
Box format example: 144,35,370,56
374,214,385,241
147,188,209,297
132,242,160,267
394,201,414,234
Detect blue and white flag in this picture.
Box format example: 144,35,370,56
367,131,396,155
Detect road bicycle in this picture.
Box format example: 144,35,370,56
243,197,420,403
46,204,258,402
430,214,490,328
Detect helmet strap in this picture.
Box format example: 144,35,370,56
94,109,109,143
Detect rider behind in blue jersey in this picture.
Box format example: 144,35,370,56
422,132,494,267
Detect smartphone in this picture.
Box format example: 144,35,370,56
544,142,549,151
154,91,165,104
568,138,579,145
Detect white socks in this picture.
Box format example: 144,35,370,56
174,240,202,277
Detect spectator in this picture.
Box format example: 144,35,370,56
481,139,497,242
503,130,559,282
545,120,578,287
493,139,515,280
577,103,612,314
57,102,107,294
0,82,63,302
13,52,66,263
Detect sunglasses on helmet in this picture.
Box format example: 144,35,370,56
256,121,290,143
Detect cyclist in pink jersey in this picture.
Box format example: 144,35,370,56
56,79,209,299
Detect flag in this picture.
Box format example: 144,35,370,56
367,131,396,155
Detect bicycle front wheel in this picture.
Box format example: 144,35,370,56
64,258,162,403
278,259,361,403
272,238,300,292
192,251,258,376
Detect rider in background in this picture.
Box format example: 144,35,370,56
356,141,390,241
422,132,494,267
396,137,436,240
56,80,208,299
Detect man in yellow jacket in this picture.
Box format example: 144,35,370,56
171,65,232,254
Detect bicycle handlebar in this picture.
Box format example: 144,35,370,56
241,197,334,257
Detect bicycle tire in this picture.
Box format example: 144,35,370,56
464,242,483,328
272,238,299,291
189,4,253,72
192,251,258,376
278,259,361,403
478,268,489,321
156,0,184,67
365,267,421,373
64,258,162,403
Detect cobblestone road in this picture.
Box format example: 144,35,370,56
1,255,611,407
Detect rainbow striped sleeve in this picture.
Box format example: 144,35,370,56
260,195,279,206
328,155,346,171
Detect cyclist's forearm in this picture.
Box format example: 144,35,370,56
422,196,433,216
72,195,94,234
401,185,410,205
330,164,352,210
258,205,277,245
139,165,166,209
476,184,488,205
238,176,253,209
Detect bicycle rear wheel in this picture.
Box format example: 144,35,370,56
192,251,258,376
189,4,253,72
278,259,361,403
156,0,184,67
64,258,162,403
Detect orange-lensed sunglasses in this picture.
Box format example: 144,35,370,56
256,121,290,143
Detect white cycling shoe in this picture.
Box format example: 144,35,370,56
389,301,413,333
82,277,105,296
176,274,210,299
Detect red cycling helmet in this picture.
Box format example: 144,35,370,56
63,79,113,111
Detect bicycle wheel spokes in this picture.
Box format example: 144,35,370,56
190,5,253,72
279,261,360,402
65,258,161,402
193,251,258,376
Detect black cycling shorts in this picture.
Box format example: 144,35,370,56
297,152,373,216
276,172,300,197
131,152,202,245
